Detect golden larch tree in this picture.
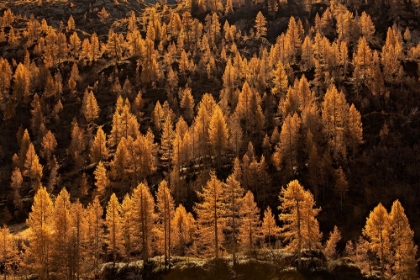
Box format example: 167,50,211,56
194,171,225,259
261,206,280,250
90,126,108,164
105,193,123,266
0,225,17,279
26,187,54,280
278,180,321,267
131,182,156,261
388,200,418,279
255,11,267,38
156,180,175,268
85,196,104,278
221,174,244,264
324,225,341,260
362,203,391,279
208,105,229,167
51,188,72,278
94,161,108,198
239,191,261,253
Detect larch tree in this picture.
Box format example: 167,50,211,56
105,193,123,266
239,191,261,254
180,87,195,124
90,126,108,164
208,105,229,168
194,172,225,259
131,182,156,261
222,174,244,264
278,180,321,267
12,63,30,103
255,11,267,38
321,84,349,163
51,188,72,278
85,196,104,278
359,12,375,44
70,199,86,280
172,204,195,256
352,37,372,93
120,194,134,261
24,143,43,190
334,167,348,211
346,104,363,157
272,113,301,178
26,187,54,280
94,161,108,198
156,180,175,268
324,225,341,260
10,168,23,210
272,61,289,96
362,203,391,279
0,225,17,279
261,206,280,250
82,90,100,124
388,200,418,279
41,130,57,161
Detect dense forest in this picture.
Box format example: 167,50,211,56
0,0,420,279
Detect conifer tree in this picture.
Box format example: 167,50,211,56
85,196,104,278
272,113,301,177
0,225,17,280
388,200,418,279
208,105,229,167
278,180,321,267
194,172,225,258
321,84,348,163
94,161,108,198
156,180,175,268
180,87,195,123
255,11,267,38
131,183,156,261
272,61,288,96
10,168,23,210
261,206,280,249
173,204,195,256
105,193,123,266
26,187,54,280
120,194,134,260
41,130,57,161
90,126,108,164
239,191,261,253
363,203,391,279
24,143,43,190
70,199,86,279
324,225,341,260
222,175,244,263
334,167,348,211
82,90,100,124
51,188,72,278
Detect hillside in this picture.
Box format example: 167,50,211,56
0,0,420,279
